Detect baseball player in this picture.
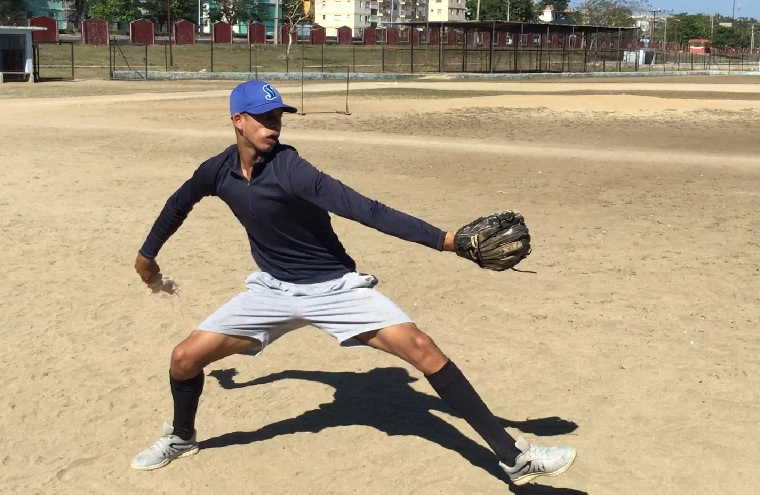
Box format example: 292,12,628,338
131,80,576,486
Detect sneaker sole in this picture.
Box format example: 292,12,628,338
130,446,199,471
512,450,577,486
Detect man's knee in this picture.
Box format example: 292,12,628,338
170,343,203,379
409,331,436,355
406,329,447,372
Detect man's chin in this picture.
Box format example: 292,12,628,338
256,140,278,153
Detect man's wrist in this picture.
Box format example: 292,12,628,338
443,231,455,252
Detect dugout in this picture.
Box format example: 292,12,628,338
0,26,46,82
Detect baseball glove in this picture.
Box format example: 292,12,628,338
454,211,531,271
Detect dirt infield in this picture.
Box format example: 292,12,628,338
2,77,759,494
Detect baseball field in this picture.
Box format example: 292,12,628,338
1,75,759,494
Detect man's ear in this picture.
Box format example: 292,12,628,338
231,113,245,131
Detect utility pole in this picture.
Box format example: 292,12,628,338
648,9,659,45
752,24,756,51
476,0,480,20
507,0,511,22
710,13,714,39
732,0,736,21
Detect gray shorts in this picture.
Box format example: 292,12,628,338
198,271,413,353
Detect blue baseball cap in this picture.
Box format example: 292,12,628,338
229,80,297,116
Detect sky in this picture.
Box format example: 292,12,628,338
571,1,759,20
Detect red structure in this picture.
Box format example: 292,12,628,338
428,26,440,45
173,19,195,45
409,28,420,45
81,18,108,45
248,22,265,44
688,39,711,54
446,29,458,45
30,16,57,43
497,31,510,47
130,18,155,44
480,31,491,47
213,22,232,44
337,26,352,45
363,27,376,45
279,24,296,44
386,27,399,45
310,24,325,44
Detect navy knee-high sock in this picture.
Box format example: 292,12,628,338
170,372,204,441
426,360,520,465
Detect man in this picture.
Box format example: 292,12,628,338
131,80,576,486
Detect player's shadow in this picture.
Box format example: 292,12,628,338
202,367,585,495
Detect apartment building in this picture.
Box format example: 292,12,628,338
427,0,466,22
314,0,428,37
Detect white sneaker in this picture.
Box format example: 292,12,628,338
131,422,199,470
499,437,576,486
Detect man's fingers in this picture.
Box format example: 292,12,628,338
147,274,180,295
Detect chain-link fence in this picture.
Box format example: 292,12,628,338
26,36,760,82
33,41,76,80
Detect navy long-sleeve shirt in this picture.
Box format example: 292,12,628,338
139,144,446,283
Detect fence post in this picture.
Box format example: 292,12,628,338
489,22,495,73
249,42,252,73
211,38,214,72
438,28,443,72
144,43,148,80
410,34,414,73
462,29,466,72
583,33,588,72
255,44,258,79
70,41,74,79
353,45,356,73
32,43,38,81
518,24,524,74
344,65,351,115
538,32,543,71
381,44,385,72
321,43,324,73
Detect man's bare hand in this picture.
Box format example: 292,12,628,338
135,253,160,284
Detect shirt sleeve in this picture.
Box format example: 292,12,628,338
279,149,446,251
138,158,222,259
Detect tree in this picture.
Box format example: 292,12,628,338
281,0,311,54
206,0,263,25
712,20,752,49
69,0,93,27
465,0,535,22
575,0,640,27
88,0,139,22
0,0,27,23
536,0,569,12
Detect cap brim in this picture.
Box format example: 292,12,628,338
237,101,297,115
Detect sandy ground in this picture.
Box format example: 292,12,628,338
1,76,759,495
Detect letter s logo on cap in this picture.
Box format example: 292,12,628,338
262,84,278,101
